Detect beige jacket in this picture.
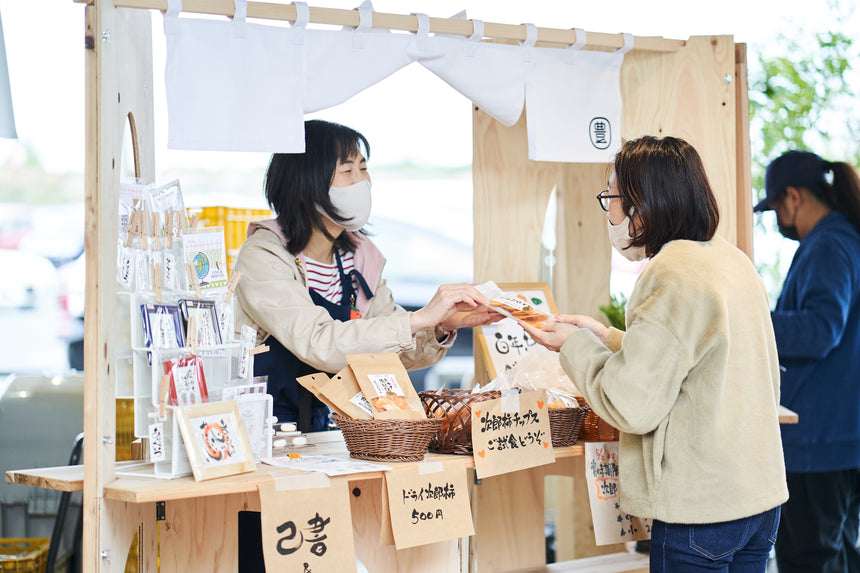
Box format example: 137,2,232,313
233,221,449,373
560,235,788,524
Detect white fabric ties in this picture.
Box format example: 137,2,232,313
232,0,247,39
291,2,309,45
352,0,373,49
520,23,537,62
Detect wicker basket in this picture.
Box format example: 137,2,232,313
547,405,590,447
419,389,501,455
332,413,442,462
575,397,621,441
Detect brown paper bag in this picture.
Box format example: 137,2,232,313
296,372,350,418
347,353,426,420
317,367,374,420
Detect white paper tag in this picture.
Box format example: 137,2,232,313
369,373,404,396
350,391,374,415
237,324,257,379
118,248,133,288
174,365,202,405
163,252,177,290
135,249,149,291
148,421,166,461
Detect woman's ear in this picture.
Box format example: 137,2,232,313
784,186,803,206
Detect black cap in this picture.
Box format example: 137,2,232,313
753,150,828,212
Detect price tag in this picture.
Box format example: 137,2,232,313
384,462,475,549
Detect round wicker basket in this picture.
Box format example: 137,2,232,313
547,405,590,447
419,389,501,455
332,414,442,462
575,397,621,441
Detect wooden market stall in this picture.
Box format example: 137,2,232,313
7,1,758,571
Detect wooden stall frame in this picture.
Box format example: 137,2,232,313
12,2,756,571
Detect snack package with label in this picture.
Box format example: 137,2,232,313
317,367,374,420
347,353,426,420
474,280,549,325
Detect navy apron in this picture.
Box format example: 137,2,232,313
251,250,374,432
239,250,373,573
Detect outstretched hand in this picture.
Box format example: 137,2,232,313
517,316,580,352
553,314,610,345
410,283,491,335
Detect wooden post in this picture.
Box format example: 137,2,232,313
734,43,754,259
83,2,154,570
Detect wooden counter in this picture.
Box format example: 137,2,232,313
7,407,797,572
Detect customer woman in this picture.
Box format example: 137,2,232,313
233,119,499,432
521,136,788,572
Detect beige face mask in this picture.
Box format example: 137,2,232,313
607,211,648,262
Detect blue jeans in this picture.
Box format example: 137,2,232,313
650,506,780,572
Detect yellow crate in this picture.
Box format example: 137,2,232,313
0,538,49,573
186,206,271,273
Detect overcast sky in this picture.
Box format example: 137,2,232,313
0,0,852,174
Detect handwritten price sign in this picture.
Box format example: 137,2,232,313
384,462,475,549
470,390,555,478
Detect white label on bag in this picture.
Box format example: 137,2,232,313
369,374,404,396
118,249,133,288
349,392,374,415
148,421,166,461
163,252,177,290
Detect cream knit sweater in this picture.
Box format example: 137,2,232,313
560,235,788,524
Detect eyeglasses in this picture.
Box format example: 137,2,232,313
596,190,623,212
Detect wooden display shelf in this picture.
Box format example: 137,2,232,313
7,442,585,502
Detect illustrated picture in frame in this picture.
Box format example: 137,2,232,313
179,298,222,348
474,282,557,380
176,400,257,481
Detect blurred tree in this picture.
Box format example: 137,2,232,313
748,0,859,302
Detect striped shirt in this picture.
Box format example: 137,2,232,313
304,250,355,304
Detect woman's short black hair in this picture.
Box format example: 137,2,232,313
613,136,720,256
265,119,370,255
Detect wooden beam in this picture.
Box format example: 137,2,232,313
73,0,686,52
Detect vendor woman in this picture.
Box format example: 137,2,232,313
233,119,500,432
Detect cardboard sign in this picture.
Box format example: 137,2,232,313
584,441,652,545
384,462,475,549
471,389,555,478
259,477,357,573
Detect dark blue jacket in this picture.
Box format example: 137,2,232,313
774,211,860,472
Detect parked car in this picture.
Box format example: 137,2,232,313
0,249,69,374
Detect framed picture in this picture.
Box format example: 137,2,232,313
140,303,185,351
474,282,557,380
179,299,222,347
175,400,257,481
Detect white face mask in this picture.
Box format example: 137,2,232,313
318,178,372,232
607,213,648,262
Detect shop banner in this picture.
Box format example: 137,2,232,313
471,389,555,478
259,475,356,573
584,441,652,545
384,461,475,549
